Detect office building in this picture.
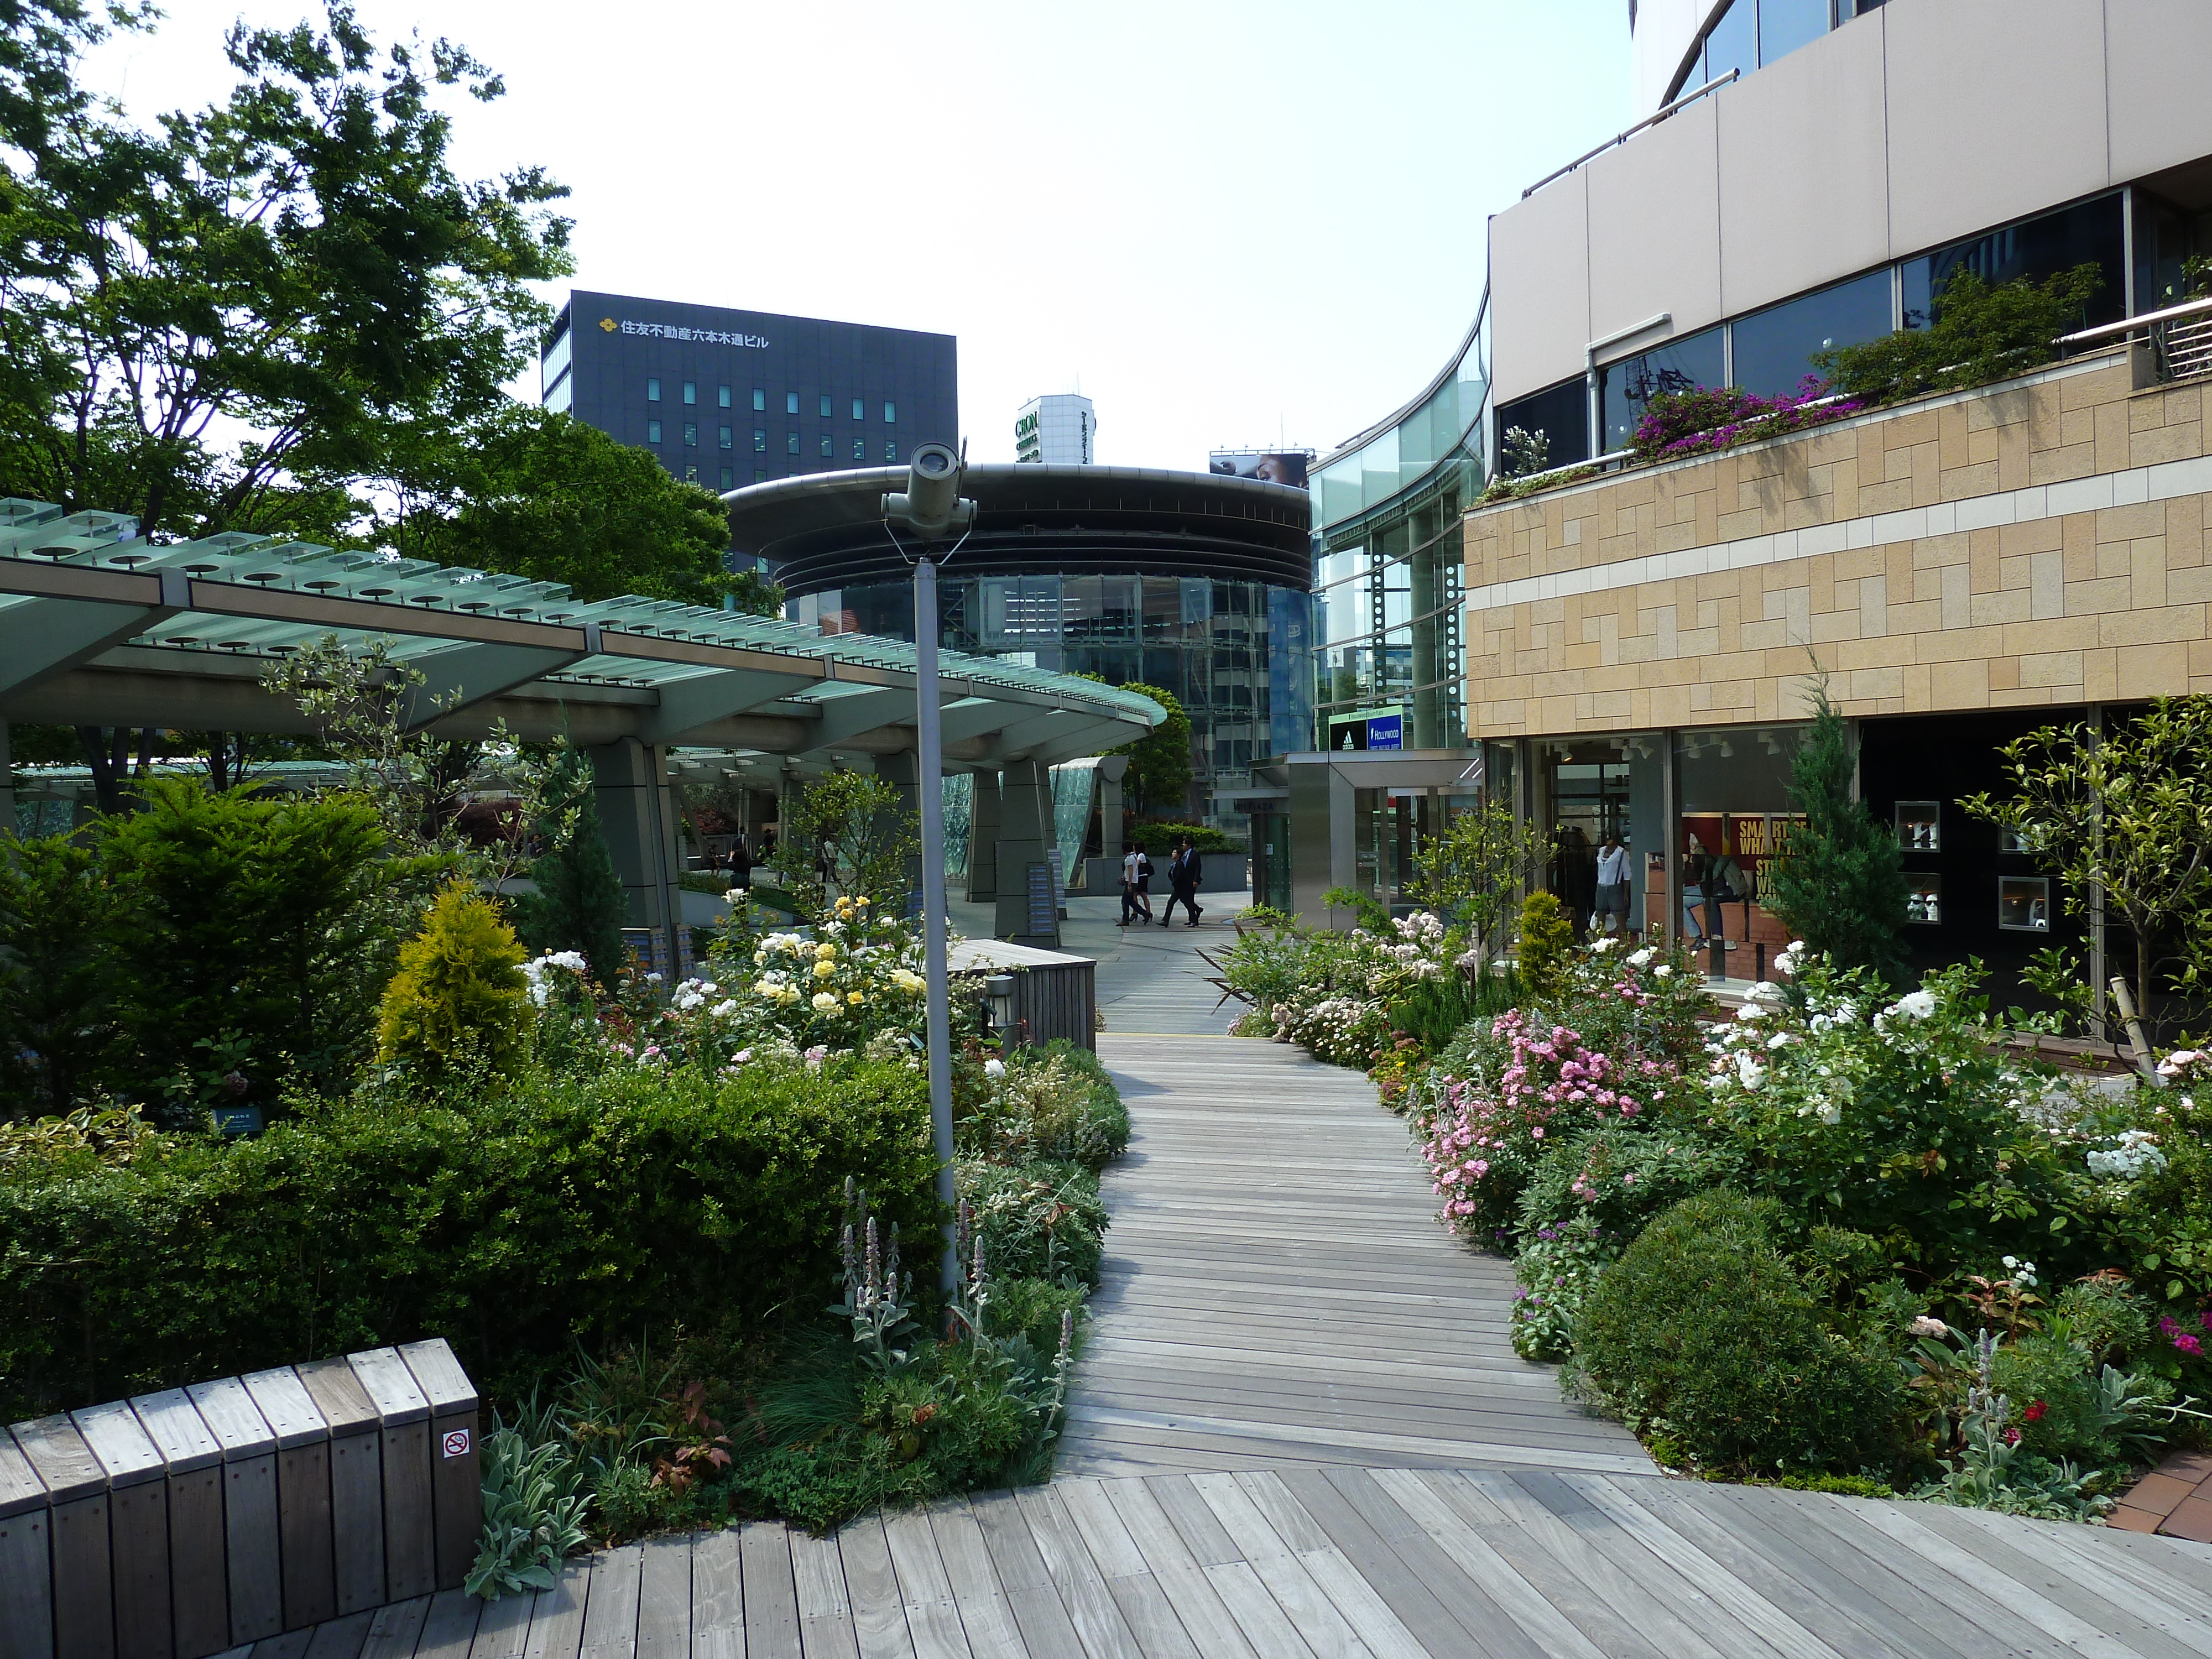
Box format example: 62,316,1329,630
539,291,957,493
729,463,1312,831
1015,395,1098,465
1265,0,2212,1021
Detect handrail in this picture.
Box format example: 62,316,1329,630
1521,69,1740,199
2055,295,2212,348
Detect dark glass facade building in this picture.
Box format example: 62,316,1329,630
539,290,957,494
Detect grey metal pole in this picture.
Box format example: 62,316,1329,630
913,553,960,1298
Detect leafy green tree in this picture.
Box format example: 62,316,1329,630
1765,681,1911,988
0,831,119,1119
773,771,919,920
1516,890,1573,999
0,1,573,541
1099,681,1190,820
380,405,782,613
1963,697,2212,1033
512,741,629,989
1814,265,2104,406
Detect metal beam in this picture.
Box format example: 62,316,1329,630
1023,716,1147,765
399,640,592,729
635,666,822,744
937,697,1030,745
982,707,1097,760
0,575,184,697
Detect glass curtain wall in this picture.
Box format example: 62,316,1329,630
788,573,1306,832
1673,723,1809,968
1534,734,1664,940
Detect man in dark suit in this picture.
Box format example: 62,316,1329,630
1161,837,1204,927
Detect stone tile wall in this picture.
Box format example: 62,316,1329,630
1462,351,2212,737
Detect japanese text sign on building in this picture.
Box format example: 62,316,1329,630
604,318,770,349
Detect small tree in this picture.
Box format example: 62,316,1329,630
377,884,531,1081
1764,680,1911,988
1405,797,1547,962
512,741,629,990
1962,697,2212,1032
1517,891,1573,1000
773,772,919,920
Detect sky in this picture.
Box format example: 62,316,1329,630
80,1,1633,469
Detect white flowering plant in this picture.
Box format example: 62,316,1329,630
1240,910,1460,1064
1699,954,2073,1280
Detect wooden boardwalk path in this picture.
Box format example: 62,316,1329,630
257,996,2212,1656
1060,1034,1655,1478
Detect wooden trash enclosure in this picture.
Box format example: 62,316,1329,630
4,1339,480,1659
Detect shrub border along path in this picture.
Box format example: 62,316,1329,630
253,906,2212,1655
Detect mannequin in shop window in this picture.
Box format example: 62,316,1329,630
1594,830,1632,937
1682,831,1742,953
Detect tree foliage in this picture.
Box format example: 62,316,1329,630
1962,696,2212,1029
1406,797,1546,959
0,1,573,541
1813,265,2104,406
772,771,919,920
1765,680,1911,988
512,740,629,989
1099,681,1189,819
0,832,118,1119
376,883,530,1081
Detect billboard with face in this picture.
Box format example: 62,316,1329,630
1209,450,1311,489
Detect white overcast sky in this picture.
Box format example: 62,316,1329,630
82,1,1631,468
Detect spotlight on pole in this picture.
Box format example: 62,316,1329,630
883,442,977,1301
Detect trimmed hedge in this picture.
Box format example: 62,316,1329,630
0,1057,938,1419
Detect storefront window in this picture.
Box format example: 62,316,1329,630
1493,377,1589,472
1599,326,1725,453
1730,269,1894,398
1536,734,1664,940
1903,192,2125,331
1675,724,1809,971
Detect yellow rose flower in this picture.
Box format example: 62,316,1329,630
813,959,837,979
847,990,865,1005
815,941,838,961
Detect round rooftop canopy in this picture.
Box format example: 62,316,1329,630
724,463,1313,596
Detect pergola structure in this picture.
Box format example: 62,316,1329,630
0,498,1163,954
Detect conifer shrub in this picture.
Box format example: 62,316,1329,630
1516,890,1573,999
1764,679,1911,986
377,885,531,1079
1567,1189,1903,1475
513,742,629,989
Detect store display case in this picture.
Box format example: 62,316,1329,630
1998,875,2051,932
1906,875,1943,925
1896,801,1941,852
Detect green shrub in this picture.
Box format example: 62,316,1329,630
0,1055,938,1420
1510,1215,1621,1362
1814,264,2105,404
1515,1126,1742,1239
512,742,628,989
0,834,119,1119
1516,891,1572,999
1128,820,1239,855
956,1157,1108,1288
958,1042,1129,1172
1568,1190,1904,1475
375,885,531,1080
988,1277,1090,1355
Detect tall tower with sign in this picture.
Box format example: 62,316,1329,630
1013,394,1097,465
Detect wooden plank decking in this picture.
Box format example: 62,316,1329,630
256,962,2212,1657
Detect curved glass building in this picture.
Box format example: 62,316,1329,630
727,463,1313,828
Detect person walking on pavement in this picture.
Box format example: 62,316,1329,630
1160,836,1204,927
1118,839,1150,926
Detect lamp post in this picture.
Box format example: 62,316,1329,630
883,445,975,1297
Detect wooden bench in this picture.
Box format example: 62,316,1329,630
1,1339,480,1659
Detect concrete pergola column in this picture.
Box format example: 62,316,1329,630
994,759,1058,947
870,750,926,915
591,738,686,975
966,770,1001,902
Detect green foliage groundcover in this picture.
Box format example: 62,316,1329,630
0,1056,937,1421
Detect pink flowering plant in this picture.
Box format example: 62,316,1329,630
1629,378,1867,464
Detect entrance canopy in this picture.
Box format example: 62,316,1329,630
0,499,1164,768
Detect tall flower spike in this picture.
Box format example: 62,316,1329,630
1058,1308,1074,1363
971,1233,987,1292
864,1216,881,1311
886,1222,901,1301
839,1222,855,1286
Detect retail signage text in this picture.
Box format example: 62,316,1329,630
606,318,770,348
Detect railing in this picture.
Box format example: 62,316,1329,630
1521,70,1739,199
2056,295,2212,384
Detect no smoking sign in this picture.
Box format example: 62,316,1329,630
441,1427,472,1459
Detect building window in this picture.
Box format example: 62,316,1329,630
646,377,661,401
1598,324,1724,453
787,431,800,455
647,419,662,443
754,429,766,452
853,437,866,460
753,388,766,411
718,385,731,408
883,401,896,424
683,422,697,446
1701,1,1756,85
1903,191,2125,332
719,425,733,449
683,381,697,405
1730,269,1892,399
1757,0,1827,66
720,467,734,489
786,392,799,415
885,441,899,462
1494,378,1589,472
820,435,833,457
851,398,864,420
684,465,697,479
754,469,766,483
818,393,833,419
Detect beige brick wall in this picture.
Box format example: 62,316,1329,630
1462,353,2212,737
